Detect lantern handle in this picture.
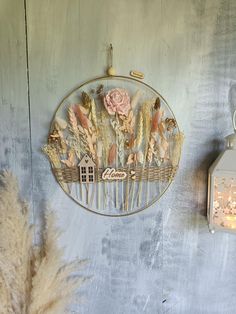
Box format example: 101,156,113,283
233,109,236,132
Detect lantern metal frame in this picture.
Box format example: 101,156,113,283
208,110,236,233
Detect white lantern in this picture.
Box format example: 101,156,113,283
208,111,236,233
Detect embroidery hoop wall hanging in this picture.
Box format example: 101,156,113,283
43,48,183,216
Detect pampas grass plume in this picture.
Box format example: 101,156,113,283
0,171,87,314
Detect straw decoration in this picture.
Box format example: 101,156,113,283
134,111,143,148
68,106,81,158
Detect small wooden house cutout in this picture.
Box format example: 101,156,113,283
78,154,95,183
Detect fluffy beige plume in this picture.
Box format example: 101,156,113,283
0,172,32,314
0,172,87,314
29,212,87,314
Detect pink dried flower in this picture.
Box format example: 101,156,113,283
151,108,163,133
103,88,131,116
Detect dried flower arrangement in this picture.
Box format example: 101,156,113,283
43,76,183,215
0,172,87,314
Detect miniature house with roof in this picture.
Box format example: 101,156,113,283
78,154,95,183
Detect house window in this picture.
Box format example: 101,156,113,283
88,166,93,174
89,175,94,182
81,167,86,174
81,175,86,182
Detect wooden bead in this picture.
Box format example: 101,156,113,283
107,66,116,76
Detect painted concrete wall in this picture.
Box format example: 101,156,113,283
1,0,236,313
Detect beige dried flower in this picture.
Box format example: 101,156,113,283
110,117,125,166
141,101,152,154
134,111,143,148
130,89,142,109
119,110,135,134
127,151,144,165
54,117,67,130
61,149,77,167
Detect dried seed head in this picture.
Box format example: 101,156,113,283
165,118,177,131
96,84,104,95
154,97,161,110
81,91,91,107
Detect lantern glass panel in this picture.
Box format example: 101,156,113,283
213,176,236,230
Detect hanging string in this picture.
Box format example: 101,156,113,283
107,43,116,76
108,44,113,68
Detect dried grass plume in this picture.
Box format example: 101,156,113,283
0,171,87,314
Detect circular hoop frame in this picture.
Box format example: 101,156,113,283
47,75,182,217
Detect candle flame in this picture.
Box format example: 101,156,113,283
225,215,236,221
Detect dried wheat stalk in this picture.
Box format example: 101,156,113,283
131,89,142,109
137,101,152,206
142,104,152,152
42,144,61,169
83,127,97,161
100,112,110,209
81,92,98,132
0,172,87,314
88,96,99,207
90,98,98,131
68,107,81,158
42,144,69,193
100,112,110,166
77,125,90,155
111,115,126,209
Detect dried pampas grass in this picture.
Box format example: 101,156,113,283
0,172,87,314
108,144,117,166
73,104,89,130
0,172,32,314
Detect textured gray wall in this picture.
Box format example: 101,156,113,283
1,0,236,313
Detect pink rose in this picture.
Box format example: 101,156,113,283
104,88,131,116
